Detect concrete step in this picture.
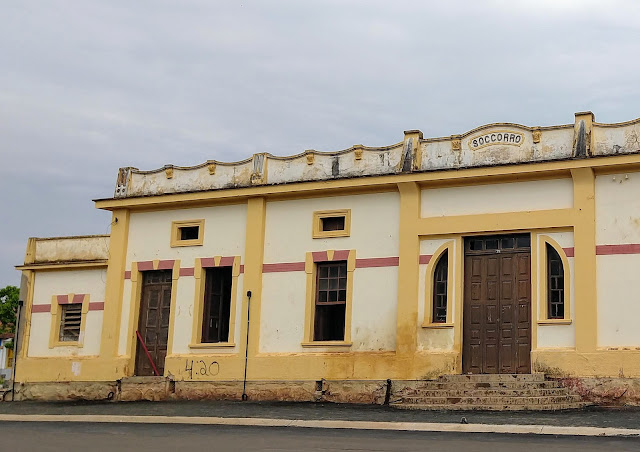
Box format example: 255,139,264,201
393,402,589,411
402,381,562,390
398,395,582,406
401,388,570,398
438,374,545,383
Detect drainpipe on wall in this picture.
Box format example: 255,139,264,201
11,300,23,401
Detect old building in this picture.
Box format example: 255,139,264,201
13,112,640,408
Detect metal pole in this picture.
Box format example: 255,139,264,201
11,300,23,402
242,290,252,401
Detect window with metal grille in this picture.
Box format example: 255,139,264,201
59,304,82,342
547,243,565,319
314,261,347,341
432,251,448,323
202,267,233,343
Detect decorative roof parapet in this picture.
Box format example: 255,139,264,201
113,112,640,198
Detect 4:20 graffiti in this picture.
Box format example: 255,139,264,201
184,359,219,379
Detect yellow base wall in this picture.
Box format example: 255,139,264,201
17,349,640,383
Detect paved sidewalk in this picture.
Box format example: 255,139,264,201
0,400,639,430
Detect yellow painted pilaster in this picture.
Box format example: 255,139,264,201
19,238,37,360
242,197,267,363
396,182,420,359
19,270,35,359
571,168,597,352
100,209,130,357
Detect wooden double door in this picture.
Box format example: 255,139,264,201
462,234,532,374
135,270,172,376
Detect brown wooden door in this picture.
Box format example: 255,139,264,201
462,235,531,374
135,270,172,376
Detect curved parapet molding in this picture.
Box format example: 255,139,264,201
593,117,640,157
111,112,640,199
115,141,406,198
420,121,575,172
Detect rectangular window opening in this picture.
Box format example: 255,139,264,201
202,267,233,343
321,216,345,232
180,226,200,241
314,261,347,341
59,304,82,342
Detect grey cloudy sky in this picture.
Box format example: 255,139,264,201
1,0,640,286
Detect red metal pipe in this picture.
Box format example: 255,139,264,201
136,330,160,376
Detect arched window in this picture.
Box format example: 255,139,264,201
547,243,565,319
432,250,448,323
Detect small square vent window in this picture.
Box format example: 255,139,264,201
313,210,351,238
321,216,345,232
180,226,200,241
171,220,205,247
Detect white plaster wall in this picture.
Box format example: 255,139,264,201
264,192,400,263
421,179,573,217
597,255,640,347
595,172,640,245
594,172,640,347
351,267,397,351
260,192,400,353
417,238,456,351
259,272,307,353
535,231,576,349
126,204,247,267
260,268,398,353
28,269,106,357
170,274,243,355
121,204,247,358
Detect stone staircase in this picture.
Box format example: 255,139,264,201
391,374,588,411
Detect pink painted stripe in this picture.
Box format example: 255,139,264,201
333,250,350,261
219,256,235,267
200,257,216,268
137,261,154,271
312,251,328,262
157,259,175,270
263,262,306,273
124,271,131,280
563,247,574,258
56,294,68,304
179,267,195,277
355,257,399,268
240,265,244,274
32,304,51,313
88,302,104,311
419,254,432,265
71,294,85,304
596,244,640,255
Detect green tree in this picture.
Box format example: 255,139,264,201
0,285,19,333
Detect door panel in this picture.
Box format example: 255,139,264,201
135,270,172,376
463,235,531,374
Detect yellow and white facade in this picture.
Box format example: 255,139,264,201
14,112,640,403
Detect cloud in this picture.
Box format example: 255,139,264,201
1,0,640,284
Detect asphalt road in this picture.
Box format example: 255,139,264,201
2,401,640,429
1,423,639,452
